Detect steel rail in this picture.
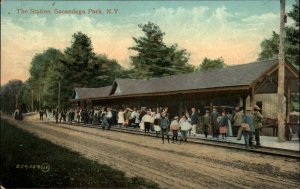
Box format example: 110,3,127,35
51,121,299,159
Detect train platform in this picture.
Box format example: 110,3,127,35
21,113,300,152
188,134,299,151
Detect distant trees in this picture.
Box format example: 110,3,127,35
258,2,299,68
21,32,128,110
196,57,226,71
0,80,25,113
129,22,194,79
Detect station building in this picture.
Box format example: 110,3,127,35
71,59,299,136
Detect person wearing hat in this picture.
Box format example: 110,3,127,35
153,108,161,137
160,112,170,144
241,107,255,149
253,105,263,146
210,108,220,138
203,110,210,138
141,111,153,133
117,108,125,127
170,116,180,143
233,106,244,138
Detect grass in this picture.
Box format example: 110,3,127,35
0,119,160,188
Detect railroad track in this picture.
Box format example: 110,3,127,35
46,121,300,160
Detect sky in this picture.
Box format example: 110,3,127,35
1,0,296,84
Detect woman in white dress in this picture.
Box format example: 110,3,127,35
117,109,125,127
227,113,233,137
179,115,192,142
153,108,161,136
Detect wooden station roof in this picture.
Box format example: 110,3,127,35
72,59,299,101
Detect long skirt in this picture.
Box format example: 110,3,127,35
154,125,161,132
219,126,228,134
139,122,145,130
227,120,233,136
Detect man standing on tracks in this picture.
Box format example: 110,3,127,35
253,105,263,146
160,112,170,144
242,107,255,149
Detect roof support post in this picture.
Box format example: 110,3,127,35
242,95,247,112
286,79,291,123
209,100,213,114
183,98,187,112
250,87,256,108
179,101,183,116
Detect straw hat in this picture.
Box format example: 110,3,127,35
253,105,260,110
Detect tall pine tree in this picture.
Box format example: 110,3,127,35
129,22,194,79
64,32,96,87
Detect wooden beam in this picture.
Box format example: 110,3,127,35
285,63,299,78
255,77,269,93
250,63,279,88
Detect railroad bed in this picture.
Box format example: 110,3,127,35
51,121,300,159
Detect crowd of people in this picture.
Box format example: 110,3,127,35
38,104,263,148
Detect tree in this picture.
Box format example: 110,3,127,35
257,32,279,61
88,54,127,87
258,2,299,68
26,32,128,109
28,48,67,109
129,22,194,79
196,57,226,71
285,1,299,67
41,50,72,109
0,80,24,113
63,32,96,87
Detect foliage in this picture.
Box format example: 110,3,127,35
285,2,299,68
0,120,160,188
63,32,96,87
27,48,69,109
89,54,127,87
22,32,128,110
257,31,279,61
41,50,72,109
0,80,24,113
196,57,226,71
129,22,194,79
258,2,299,68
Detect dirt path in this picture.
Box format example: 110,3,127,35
3,117,300,189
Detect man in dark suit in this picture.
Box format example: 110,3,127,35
190,107,199,136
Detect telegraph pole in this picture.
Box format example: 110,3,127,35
58,81,61,111
31,89,34,112
39,93,41,111
277,0,286,142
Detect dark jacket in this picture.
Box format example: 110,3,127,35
160,117,170,129
190,111,199,125
210,111,219,126
219,115,228,127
